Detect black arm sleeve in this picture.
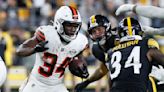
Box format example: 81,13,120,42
92,43,106,63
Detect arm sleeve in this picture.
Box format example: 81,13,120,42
35,27,45,42
135,5,164,19
92,44,107,63
142,26,164,35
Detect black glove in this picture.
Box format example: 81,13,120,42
34,41,49,52
74,80,90,92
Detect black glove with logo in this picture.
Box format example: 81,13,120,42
34,41,49,52
74,80,91,92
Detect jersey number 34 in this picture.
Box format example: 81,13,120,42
110,46,142,79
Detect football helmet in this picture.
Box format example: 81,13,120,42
54,6,82,42
118,17,143,42
87,15,111,45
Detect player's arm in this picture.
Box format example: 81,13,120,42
134,5,164,19
16,36,39,56
142,26,164,35
16,30,48,57
87,62,109,82
116,4,164,19
74,62,108,91
147,39,164,65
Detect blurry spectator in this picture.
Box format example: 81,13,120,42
104,0,118,28
5,0,18,28
0,9,7,28
17,0,30,29
79,0,99,23
151,0,164,27
40,0,53,25
31,0,45,26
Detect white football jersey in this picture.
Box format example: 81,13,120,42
31,25,88,85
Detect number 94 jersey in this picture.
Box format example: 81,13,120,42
108,37,159,88
31,25,88,85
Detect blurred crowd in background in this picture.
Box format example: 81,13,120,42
0,0,164,92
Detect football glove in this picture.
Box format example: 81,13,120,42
34,41,49,52
115,4,135,16
150,65,164,83
74,80,90,92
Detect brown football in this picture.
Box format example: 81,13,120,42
68,56,89,78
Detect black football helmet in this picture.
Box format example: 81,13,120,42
118,17,143,39
87,15,111,44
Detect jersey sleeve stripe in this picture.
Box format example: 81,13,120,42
36,31,45,41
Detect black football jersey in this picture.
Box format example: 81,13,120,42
109,37,159,90
92,35,119,63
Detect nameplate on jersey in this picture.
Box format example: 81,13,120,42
112,40,139,51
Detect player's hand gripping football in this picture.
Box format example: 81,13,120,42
34,41,49,52
74,80,90,92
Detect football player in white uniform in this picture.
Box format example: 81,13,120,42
0,56,7,90
16,6,88,92
115,4,164,35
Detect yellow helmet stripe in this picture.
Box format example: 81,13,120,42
127,17,133,36
91,15,95,24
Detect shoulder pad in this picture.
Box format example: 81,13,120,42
147,38,159,49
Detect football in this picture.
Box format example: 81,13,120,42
68,56,89,78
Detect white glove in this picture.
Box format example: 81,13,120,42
149,65,164,82
115,4,135,16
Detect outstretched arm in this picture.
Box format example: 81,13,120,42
16,30,49,57
116,4,164,19
16,36,39,56
134,5,164,19
16,36,48,57
142,26,164,35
